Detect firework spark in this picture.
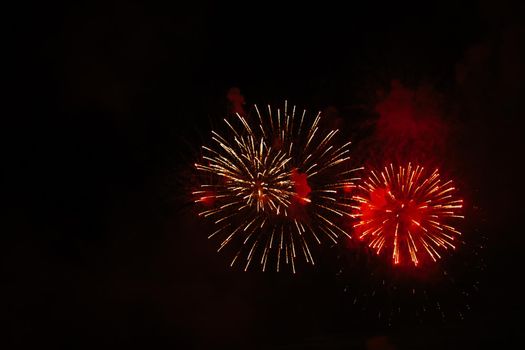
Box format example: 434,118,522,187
352,163,464,267
194,102,360,272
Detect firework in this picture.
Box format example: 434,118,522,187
194,102,360,272
352,163,464,267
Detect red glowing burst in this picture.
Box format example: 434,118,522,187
352,163,464,267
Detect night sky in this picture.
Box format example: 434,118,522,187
6,0,525,348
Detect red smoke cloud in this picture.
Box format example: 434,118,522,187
226,87,246,117
291,169,311,204
371,80,448,162
286,169,311,221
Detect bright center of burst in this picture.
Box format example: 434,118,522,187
392,200,419,228
253,180,265,198
395,202,409,219
247,175,292,214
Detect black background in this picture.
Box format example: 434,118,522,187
6,0,524,348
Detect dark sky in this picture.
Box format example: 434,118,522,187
6,0,525,348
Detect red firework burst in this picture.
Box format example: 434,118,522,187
352,163,464,267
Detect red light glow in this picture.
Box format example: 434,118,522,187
352,163,464,267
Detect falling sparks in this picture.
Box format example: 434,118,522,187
194,101,360,272
352,163,464,267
